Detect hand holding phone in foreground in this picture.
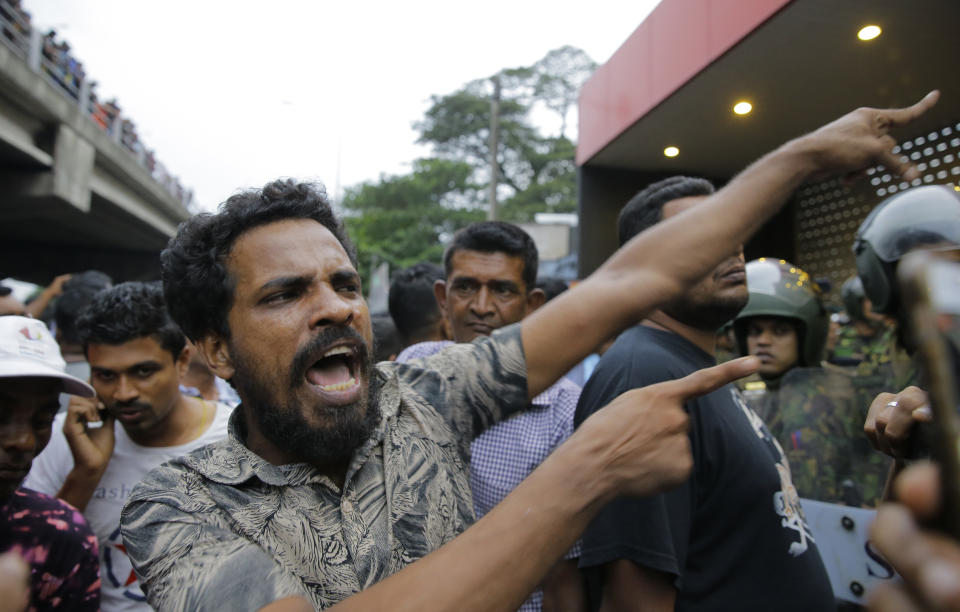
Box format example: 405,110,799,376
870,463,960,612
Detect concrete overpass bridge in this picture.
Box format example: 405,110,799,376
0,16,191,284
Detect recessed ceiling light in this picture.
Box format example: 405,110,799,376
858,25,881,41
664,146,679,158
733,101,753,115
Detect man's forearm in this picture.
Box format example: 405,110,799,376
523,139,816,395
259,359,749,612
324,354,738,612
25,287,58,319
329,436,606,612
599,137,816,302
522,93,938,397
57,467,104,511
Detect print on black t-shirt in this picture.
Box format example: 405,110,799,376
730,388,815,557
574,325,835,612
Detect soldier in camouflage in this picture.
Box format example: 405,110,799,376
859,185,960,466
733,259,891,506
828,275,919,394
732,258,828,423
775,367,893,507
828,276,895,368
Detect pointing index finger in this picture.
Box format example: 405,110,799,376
662,356,760,402
882,90,940,130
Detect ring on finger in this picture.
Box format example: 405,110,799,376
886,400,899,408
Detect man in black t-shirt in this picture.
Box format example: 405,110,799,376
574,176,835,612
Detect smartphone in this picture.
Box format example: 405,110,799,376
898,249,960,538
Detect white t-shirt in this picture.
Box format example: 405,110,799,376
25,400,233,612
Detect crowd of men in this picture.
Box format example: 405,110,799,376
2,90,960,612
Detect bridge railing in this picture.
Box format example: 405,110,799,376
0,0,29,59
0,0,196,211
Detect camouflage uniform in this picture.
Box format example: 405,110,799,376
829,324,887,368
772,367,892,507
773,327,914,508
853,325,918,391
732,260,898,507
828,275,890,369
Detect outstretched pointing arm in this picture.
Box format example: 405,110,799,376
312,357,759,612
522,91,940,398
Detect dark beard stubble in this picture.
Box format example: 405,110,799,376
662,287,749,333
229,327,382,467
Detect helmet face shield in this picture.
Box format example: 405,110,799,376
842,276,866,321
856,187,960,262
855,243,895,314
854,185,960,316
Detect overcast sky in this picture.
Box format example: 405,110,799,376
27,0,661,210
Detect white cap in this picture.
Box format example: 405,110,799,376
0,316,95,397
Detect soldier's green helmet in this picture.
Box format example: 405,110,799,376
841,276,865,322
853,185,960,316
733,258,828,367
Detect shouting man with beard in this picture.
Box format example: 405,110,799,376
120,93,937,612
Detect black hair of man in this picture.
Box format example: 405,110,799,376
75,281,186,360
371,313,402,362
56,288,102,346
388,262,445,345
0,285,11,297
618,176,716,246
62,270,113,294
535,277,568,303
160,179,357,342
443,221,538,290
55,271,113,346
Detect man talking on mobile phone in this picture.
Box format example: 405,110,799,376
24,282,233,611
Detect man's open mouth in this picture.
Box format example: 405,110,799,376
305,344,361,392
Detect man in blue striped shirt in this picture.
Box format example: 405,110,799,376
398,221,584,612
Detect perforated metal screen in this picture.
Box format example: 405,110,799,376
793,121,960,304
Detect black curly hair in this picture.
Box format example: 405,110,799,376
76,281,185,359
388,262,444,343
161,179,357,341
618,176,715,246
444,221,538,290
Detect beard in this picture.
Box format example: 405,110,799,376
663,288,749,332
229,327,381,467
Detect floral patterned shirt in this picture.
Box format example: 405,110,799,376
120,324,528,611
1,488,100,611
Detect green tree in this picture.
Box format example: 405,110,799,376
342,45,597,275
341,158,484,282
499,136,578,221
414,46,595,223
530,45,597,139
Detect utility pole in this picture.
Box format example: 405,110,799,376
487,75,500,221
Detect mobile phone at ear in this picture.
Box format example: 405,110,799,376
899,249,960,538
